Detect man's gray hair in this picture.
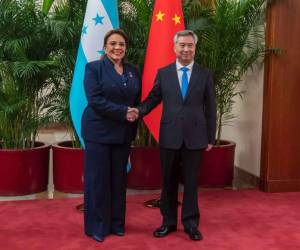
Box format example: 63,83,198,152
173,30,198,44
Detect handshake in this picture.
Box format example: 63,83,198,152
126,107,139,122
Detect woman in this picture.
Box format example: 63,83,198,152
81,29,140,242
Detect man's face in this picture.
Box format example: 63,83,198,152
174,35,196,65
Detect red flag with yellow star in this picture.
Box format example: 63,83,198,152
142,0,185,141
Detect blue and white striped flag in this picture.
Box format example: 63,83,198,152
69,0,119,146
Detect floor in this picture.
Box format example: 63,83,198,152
2,190,300,250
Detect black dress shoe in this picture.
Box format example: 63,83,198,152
111,230,125,236
92,234,104,242
153,225,177,237
184,228,203,241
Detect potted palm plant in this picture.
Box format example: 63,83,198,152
51,82,84,193
122,0,268,188
185,0,268,186
43,0,87,193
0,0,63,195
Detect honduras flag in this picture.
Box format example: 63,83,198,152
69,0,119,146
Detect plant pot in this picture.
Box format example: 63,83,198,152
199,140,236,187
52,141,84,193
0,142,50,196
127,146,162,189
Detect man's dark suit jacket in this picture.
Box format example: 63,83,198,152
138,62,216,150
81,57,141,144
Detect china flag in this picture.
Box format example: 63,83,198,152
142,0,185,141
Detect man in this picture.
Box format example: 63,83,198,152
129,30,216,241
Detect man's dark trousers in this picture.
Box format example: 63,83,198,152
160,144,203,229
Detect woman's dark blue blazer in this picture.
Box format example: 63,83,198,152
81,57,141,144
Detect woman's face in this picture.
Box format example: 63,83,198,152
105,34,126,63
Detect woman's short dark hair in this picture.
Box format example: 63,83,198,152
103,29,129,48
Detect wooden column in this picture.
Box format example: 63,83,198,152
260,0,300,192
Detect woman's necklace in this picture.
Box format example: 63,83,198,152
114,64,123,75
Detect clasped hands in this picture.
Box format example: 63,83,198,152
126,107,139,122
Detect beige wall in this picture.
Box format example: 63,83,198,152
222,65,264,177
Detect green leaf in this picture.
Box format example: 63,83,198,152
42,0,55,15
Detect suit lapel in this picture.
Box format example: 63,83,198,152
184,63,203,102
102,57,129,98
123,64,137,100
103,57,121,85
169,63,184,103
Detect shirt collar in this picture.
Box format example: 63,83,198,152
176,59,194,71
